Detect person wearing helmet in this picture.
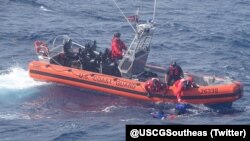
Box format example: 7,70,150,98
63,38,78,67
144,78,167,97
111,32,127,61
63,38,72,53
173,76,198,102
145,78,160,97
165,60,184,86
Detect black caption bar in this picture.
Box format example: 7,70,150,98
126,125,249,141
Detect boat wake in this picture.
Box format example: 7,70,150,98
0,67,47,102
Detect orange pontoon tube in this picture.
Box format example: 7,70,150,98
29,61,243,105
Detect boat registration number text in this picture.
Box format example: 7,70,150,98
200,88,218,95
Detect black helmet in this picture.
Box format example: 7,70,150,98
63,38,72,50
114,32,121,38
63,36,71,44
171,60,176,67
152,78,159,86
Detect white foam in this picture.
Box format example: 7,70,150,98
40,5,52,12
0,67,46,90
102,105,118,112
0,112,31,120
120,118,137,122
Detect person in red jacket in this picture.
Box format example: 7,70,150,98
111,32,127,61
145,78,167,97
173,77,199,102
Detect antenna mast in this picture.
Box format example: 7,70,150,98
112,0,136,33
118,0,156,78
152,0,157,22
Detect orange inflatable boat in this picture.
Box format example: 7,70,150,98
29,20,243,106
29,60,243,105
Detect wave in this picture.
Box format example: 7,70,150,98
0,67,47,103
40,5,52,12
52,131,86,141
0,67,46,90
231,38,250,48
0,112,31,120
9,0,44,8
102,105,119,113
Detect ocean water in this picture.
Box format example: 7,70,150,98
0,0,249,140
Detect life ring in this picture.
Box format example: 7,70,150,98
34,40,49,56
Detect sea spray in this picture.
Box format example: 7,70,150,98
0,67,47,102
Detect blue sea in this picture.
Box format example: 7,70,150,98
0,0,249,140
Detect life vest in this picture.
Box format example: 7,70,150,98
167,65,183,86
173,79,185,100
34,40,49,56
145,78,167,93
169,65,182,79
173,77,195,102
174,78,193,89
